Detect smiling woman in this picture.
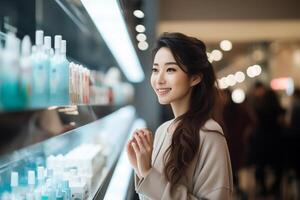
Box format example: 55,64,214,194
151,47,200,112
126,32,233,200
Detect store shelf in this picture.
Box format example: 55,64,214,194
0,106,136,199
103,118,146,200
0,0,142,198
0,104,129,156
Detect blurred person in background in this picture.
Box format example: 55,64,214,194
221,89,255,199
284,88,300,184
289,88,300,132
127,32,233,200
248,81,285,197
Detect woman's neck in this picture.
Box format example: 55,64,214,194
170,92,191,118
171,104,188,118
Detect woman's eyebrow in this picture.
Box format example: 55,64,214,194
153,62,177,66
165,62,178,66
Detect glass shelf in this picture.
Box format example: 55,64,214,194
0,105,136,199
0,0,142,198
0,104,128,157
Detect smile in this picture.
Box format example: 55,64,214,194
156,88,171,96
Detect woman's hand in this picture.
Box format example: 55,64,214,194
130,128,153,178
126,136,141,177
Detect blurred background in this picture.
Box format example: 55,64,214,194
0,0,300,199
155,0,300,199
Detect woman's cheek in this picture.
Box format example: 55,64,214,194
150,76,156,91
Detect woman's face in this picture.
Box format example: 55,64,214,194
151,47,194,105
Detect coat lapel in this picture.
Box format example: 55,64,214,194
151,129,167,165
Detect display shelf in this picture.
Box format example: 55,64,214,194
0,0,142,198
0,106,136,199
0,30,132,115
103,118,146,200
0,104,127,157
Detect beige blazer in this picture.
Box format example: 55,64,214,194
135,119,233,200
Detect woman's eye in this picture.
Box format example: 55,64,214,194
167,68,176,72
151,68,158,73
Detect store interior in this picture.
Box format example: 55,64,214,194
0,0,300,199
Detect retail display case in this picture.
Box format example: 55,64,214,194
0,106,145,199
0,0,145,199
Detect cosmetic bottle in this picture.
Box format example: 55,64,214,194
37,166,45,186
62,180,71,200
42,178,55,200
43,36,52,59
0,33,24,109
31,30,50,107
49,35,62,105
34,166,45,199
19,35,32,107
60,40,70,105
10,171,20,199
27,170,35,192
55,187,64,200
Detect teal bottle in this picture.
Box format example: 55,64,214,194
31,30,50,108
59,40,70,105
50,36,69,105
19,35,33,107
0,33,25,110
62,180,71,200
49,35,62,105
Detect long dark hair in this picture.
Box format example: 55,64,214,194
153,32,219,189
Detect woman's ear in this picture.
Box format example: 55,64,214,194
190,74,203,87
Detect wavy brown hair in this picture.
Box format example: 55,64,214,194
153,32,220,190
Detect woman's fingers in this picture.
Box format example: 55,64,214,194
141,128,153,147
134,131,146,151
138,132,151,151
140,129,150,144
146,133,151,145
131,141,140,155
132,128,154,152
127,139,134,151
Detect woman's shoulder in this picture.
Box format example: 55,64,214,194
156,118,174,133
202,119,223,134
200,119,226,145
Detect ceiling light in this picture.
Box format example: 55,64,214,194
207,52,214,63
133,10,144,18
81,0,145,82
138,41,148,51
211,50,223,61
234,71,245,83
135,24,145,33
218,78,228,89
252,64,262,76
226,74,236,86
246,65,256,78
136,33,147,42
220,40,232,51
231,89,245,104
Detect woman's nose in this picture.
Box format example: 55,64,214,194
157,71,166,84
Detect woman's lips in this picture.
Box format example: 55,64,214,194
156,88,171,96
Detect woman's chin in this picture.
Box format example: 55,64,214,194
158,98,170,105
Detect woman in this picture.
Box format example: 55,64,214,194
127,32,233,200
